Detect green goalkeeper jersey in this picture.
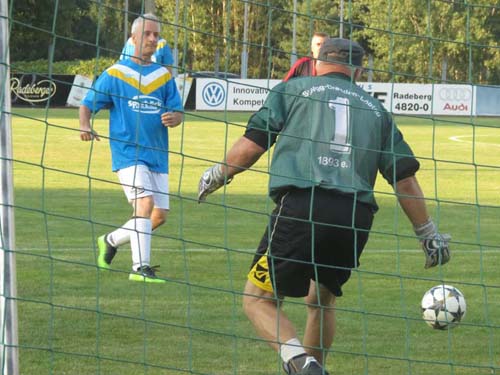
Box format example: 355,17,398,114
245,72,419,212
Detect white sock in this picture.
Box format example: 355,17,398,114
280,338,306,364
125,217,152,271
108,224,158,247
107,226,132,247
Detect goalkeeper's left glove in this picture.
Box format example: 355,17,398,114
198,163,232,203
414,218,451,269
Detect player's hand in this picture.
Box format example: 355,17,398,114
80,126,100,141
198,163,232,203
161,111,183,128
414,218,451,268
421,233,451,269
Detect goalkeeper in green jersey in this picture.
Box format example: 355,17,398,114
198,38,451,375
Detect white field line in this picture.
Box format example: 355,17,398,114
449,134,500,148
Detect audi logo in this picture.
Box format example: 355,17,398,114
202,82,226,107
438,87,471,101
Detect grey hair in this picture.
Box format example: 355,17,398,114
131,13,161,34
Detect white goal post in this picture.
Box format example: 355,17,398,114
0,0,19,374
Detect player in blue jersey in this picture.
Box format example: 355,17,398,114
120,16,174,73
79,13,183,283
198,38,451,374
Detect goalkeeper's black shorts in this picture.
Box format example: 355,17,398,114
247,187,373,298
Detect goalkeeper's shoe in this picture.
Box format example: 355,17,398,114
129,265,166,284
97,235,117,269
283,354,330,375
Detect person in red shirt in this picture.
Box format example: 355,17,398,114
283,32,329,81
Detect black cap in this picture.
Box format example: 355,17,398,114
318,38,365,66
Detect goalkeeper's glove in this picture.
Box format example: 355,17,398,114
198,163,232,203
414,219,451,269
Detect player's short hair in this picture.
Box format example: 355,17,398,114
312,32,329,39
317,38,365,66
131,13,161,34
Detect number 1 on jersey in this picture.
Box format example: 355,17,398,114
328,97,351,154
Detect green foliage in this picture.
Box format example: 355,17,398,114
10,58,117,77
9,0,127,62
9,0,80,61
351,0,500,84
155,0,294,78
7,0,500,82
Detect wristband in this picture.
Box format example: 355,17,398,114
214,163,232,184
414,218,437,239
212,163,224,181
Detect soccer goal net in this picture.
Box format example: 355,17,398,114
2,1,499,374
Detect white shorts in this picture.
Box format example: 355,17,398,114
116,165,170,209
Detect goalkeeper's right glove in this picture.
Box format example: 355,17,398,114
197,163,232,203
414,219,451,269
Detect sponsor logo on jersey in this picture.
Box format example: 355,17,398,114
128,95,163,114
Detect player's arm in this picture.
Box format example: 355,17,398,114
198,86,285,202
379,114,450,268
224,136,266,177
79,70,116,142
395,176,451,268
394,176,428,225
79,105,100,141
197,137,266,203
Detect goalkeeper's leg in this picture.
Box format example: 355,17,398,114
242,280,298,352
302,281,336,365
243,280,331,374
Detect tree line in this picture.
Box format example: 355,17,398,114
8,0,500,84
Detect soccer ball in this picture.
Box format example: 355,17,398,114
421,284,466,330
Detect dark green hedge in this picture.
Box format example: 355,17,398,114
10,58,117,78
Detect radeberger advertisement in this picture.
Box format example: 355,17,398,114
10,74,74,106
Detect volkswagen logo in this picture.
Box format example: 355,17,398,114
438,87,471,101
202,82,226,107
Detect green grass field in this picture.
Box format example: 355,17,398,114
10,108,500,374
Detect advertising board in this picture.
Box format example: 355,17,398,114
195,78,281,111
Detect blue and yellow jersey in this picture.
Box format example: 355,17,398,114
119,37,174,66
82,59,183,173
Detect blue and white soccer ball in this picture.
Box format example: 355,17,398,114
421,284,466,330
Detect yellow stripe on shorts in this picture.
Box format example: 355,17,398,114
247,252,274,293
